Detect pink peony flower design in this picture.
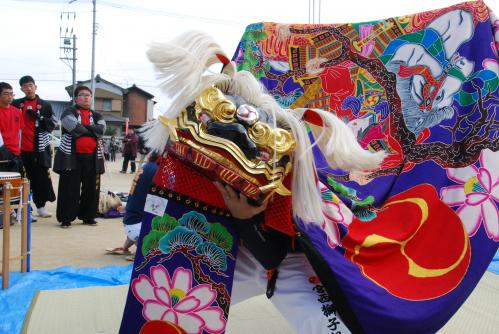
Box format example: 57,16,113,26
440,149,499,241
320,183,353,247
131,265,226,334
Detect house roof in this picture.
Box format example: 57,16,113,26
124,84,154,99
47,100,72,120
64,75,154,100
103,114,126,123
46,100,126,124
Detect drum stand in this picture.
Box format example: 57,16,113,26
1,178,29,289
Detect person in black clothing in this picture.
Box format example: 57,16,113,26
121,129,138,173
53,86,106,228
12,75,56,218
110,135,118,162
106,153,159,257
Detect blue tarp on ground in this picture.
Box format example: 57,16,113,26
0,265,132,334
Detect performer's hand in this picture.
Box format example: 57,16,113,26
214,182,267,219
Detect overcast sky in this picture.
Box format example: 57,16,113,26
1,0,497,112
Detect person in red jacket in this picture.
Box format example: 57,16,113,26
12,75,56,218
53,86,106,228
0,82,23,174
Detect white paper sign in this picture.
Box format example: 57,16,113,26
144,194,168,216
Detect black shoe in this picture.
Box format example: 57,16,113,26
82,220,98,226
61,221,71,228
120,171,126,174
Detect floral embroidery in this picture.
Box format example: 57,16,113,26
320,183,353,247
137,211,234,327
440,149,499,241
132,265,226,334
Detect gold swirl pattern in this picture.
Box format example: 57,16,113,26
248,122,274,147
273,128,296,155
248,122,296,157
212,99,237,123
195,86,236,123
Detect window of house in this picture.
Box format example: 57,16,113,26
102,99,112,111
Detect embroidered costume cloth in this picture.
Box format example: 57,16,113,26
120,1,498,333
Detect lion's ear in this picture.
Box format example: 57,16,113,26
216,53,230,65
296,108,386,171
302,109,324,127
147,31,229,120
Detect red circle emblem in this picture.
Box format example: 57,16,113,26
343,184,470,300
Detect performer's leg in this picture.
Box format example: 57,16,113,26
78,154,100,223
21,152,37,202
130,159,136,173
42,167,56,203
56,169,81,224
231,246,269,305
32,167,55,209
21,152,35,179
122,155,129,172
21,152,56,209
270,253,351,334
231,248,350,333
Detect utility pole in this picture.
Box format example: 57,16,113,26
59,11,77,102
90,0,96,109
72,35,77,98
308,0,322,24
68,0,96,106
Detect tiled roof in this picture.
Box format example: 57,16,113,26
103,114,126,123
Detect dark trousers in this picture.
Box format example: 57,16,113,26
110,150,116,161
122,153,136,173
56,154,100,223
21,151,56,208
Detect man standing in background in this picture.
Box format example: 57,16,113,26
54,86,105,228
13,76,56,218
120,128,138,174
110,135,118,162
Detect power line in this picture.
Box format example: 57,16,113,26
5,0,242,26
0,72,70,75
0,68,158,79
5,0,74,3
1,78,72,82
97,0,242,25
